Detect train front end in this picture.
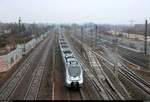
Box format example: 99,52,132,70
65,64,83,89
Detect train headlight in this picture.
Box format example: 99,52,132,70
66,76,71,82
67,76,71,81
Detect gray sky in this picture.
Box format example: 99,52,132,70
0,0,149,24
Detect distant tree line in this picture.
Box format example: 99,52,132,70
0,23,51,48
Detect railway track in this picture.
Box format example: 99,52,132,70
69,34,132,100
24,36,53,100
67,36,115,100
64,35,104,99
67,89,85,100
74,49,111,100
87,49,127,100
74,33,149,69
0,33,54,100
120,64,150,95
79,89,86,100
58,28,150,100
52,31,85,100
98,39,149,69
118,50,148,68
73,33,150,79
0,43,45,100
92,47,150,98
98,47,150,93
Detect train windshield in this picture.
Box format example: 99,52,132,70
62,45,68,48
69,61,78,64
66,56,74,59
67,58,77,63
59,39,65,41
60,42,67,45
63,50,72,54
68,65,81,77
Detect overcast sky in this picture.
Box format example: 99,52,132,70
0,0,149,24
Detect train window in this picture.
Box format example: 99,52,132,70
66,57,78,64
63,50,72,54
66,56,74,59
69,61,78,64
61,45,68,48
60,42,67,45
59,39,65,41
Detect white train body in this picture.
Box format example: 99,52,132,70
59,33,83,88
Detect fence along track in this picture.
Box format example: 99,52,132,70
0,34,50,100
0,49,40,100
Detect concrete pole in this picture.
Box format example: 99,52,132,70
114,25,119,80
81,27,83,54
114,45,119,79
95,24,98,48
148,54,150,69
144,19,148,55
19,17,21,32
